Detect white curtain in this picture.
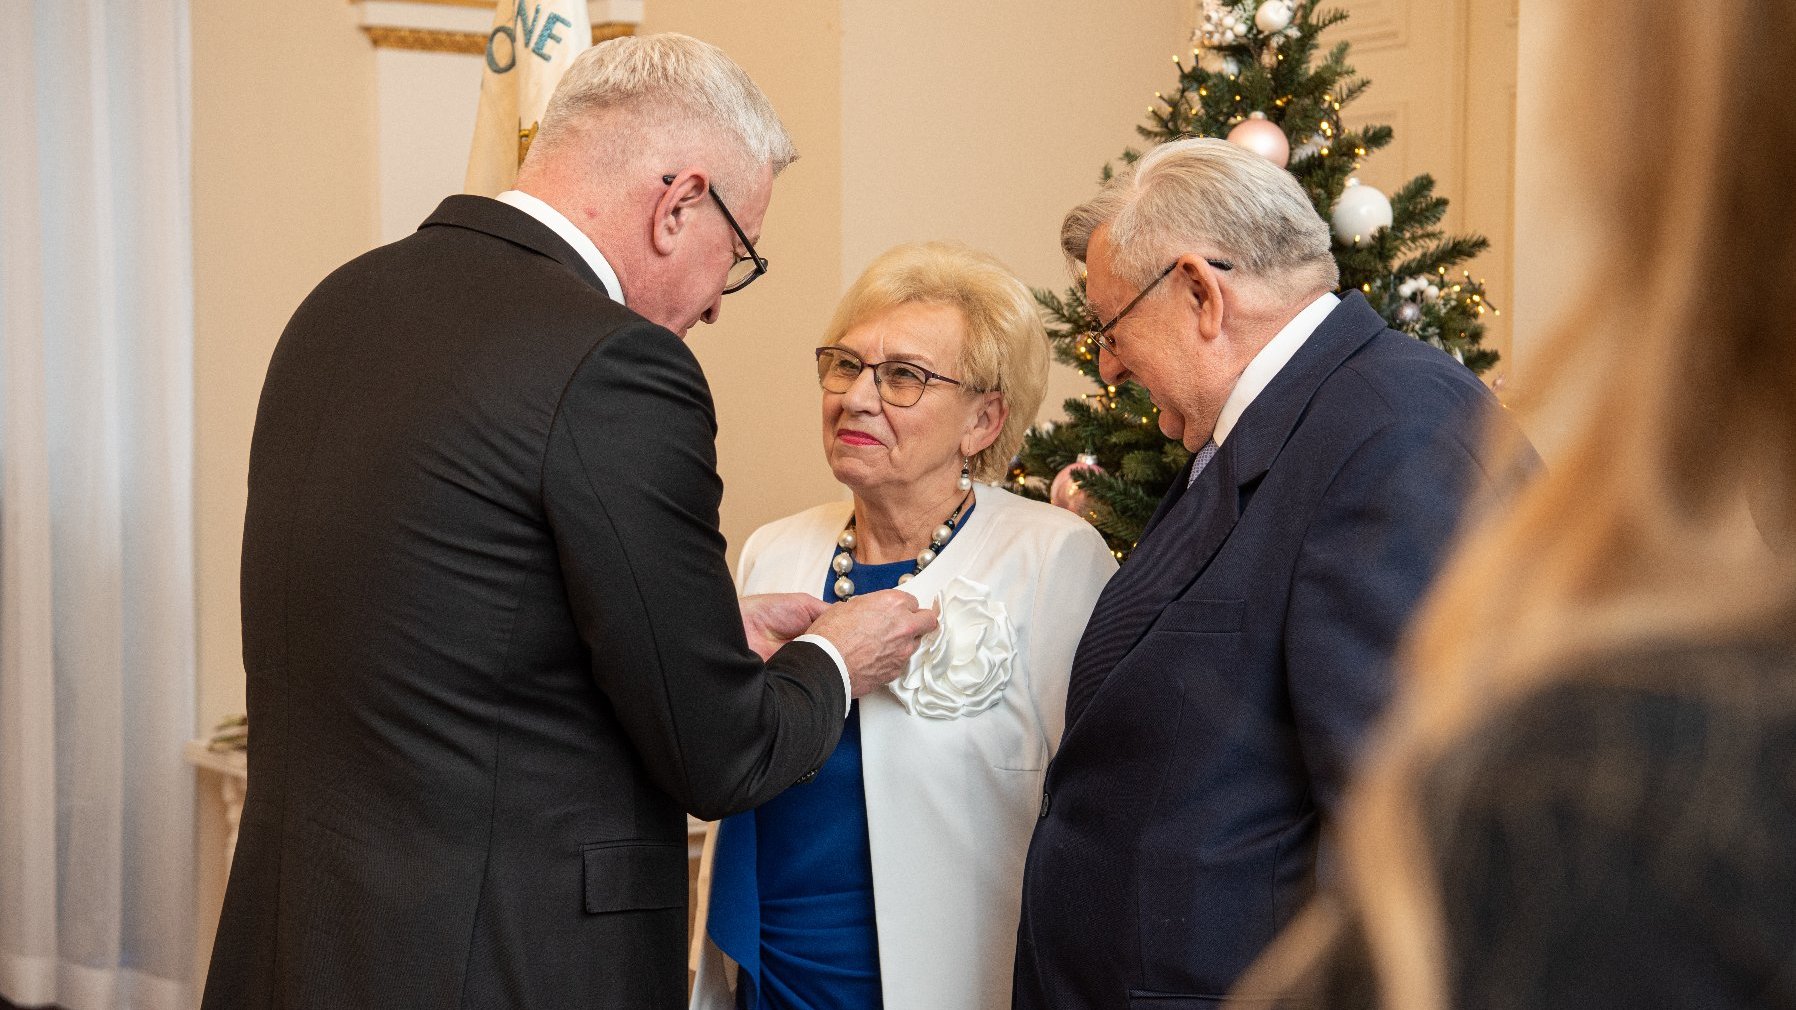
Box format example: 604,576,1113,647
0,0,197,1005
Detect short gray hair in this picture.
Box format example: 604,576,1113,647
1063,137,1338,297
535,33,798,178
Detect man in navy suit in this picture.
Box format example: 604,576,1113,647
1013,138,1531,1008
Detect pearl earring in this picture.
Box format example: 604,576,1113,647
958,457,973,491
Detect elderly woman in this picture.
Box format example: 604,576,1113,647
691,242,1117,1010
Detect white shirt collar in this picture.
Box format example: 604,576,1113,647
495,189,625,306
1212,292,1339,445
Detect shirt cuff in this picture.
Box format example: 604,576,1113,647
793,633,852,718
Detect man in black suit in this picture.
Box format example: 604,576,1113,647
202,34,935,1010
1013,138,1531,1007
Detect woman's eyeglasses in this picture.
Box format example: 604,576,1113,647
814,346,965,408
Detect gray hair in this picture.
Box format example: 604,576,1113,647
1063,137,1338,297
535,33,798,179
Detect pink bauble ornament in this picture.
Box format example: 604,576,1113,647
1226,113,1290,168
1050,454,1105,515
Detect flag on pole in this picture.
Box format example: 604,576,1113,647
465,0,592,196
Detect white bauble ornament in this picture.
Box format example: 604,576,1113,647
1226,112,1290,168
1255,0,1293,33
1049,454,1105,515
1331,178,1393,246
1395,301,1423,325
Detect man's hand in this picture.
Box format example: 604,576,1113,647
740,593,830,661
804,589,938,697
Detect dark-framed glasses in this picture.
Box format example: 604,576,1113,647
814,346,964,408
1089,258,1233,353
661,174,768,294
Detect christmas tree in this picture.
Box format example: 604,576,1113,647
1012,0,1499,558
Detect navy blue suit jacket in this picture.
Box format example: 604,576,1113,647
1013,293,1529,1009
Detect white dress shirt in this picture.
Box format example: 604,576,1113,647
495,189,626,306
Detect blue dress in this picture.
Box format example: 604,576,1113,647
709,512,972,1010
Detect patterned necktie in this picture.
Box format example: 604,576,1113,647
1187,439,1219,487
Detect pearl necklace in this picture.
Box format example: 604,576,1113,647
830,490,974,600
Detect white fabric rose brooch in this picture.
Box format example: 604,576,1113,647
889,576,1016,719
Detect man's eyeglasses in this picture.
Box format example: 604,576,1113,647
814,346,965,408
1089,258,1233,353
662,174,768,294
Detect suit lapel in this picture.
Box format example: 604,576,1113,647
1137,452,1196,543
1063,441,1239,729
1060,293,1390,737
418,195,615,299
1222,292,1388,487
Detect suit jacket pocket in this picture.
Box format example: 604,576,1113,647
582,840,686,914
1155,598,1245,635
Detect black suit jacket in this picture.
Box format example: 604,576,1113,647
1013,294,1531,1009
202,196,845,1010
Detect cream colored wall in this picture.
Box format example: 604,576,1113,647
190,0,379,982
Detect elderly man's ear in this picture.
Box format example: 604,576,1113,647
1175,255,1228,343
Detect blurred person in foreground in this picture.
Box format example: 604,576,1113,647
1240,3,1796,1008
691,242,1117,1010
1012,137,1530,1008
202,34,934,1010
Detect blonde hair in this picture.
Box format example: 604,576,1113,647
1250,3,1796,1007
533,33,797,183
823,242,1051,482
1061,138,1338,299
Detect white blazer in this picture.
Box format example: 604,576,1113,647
692,482,1117,1010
